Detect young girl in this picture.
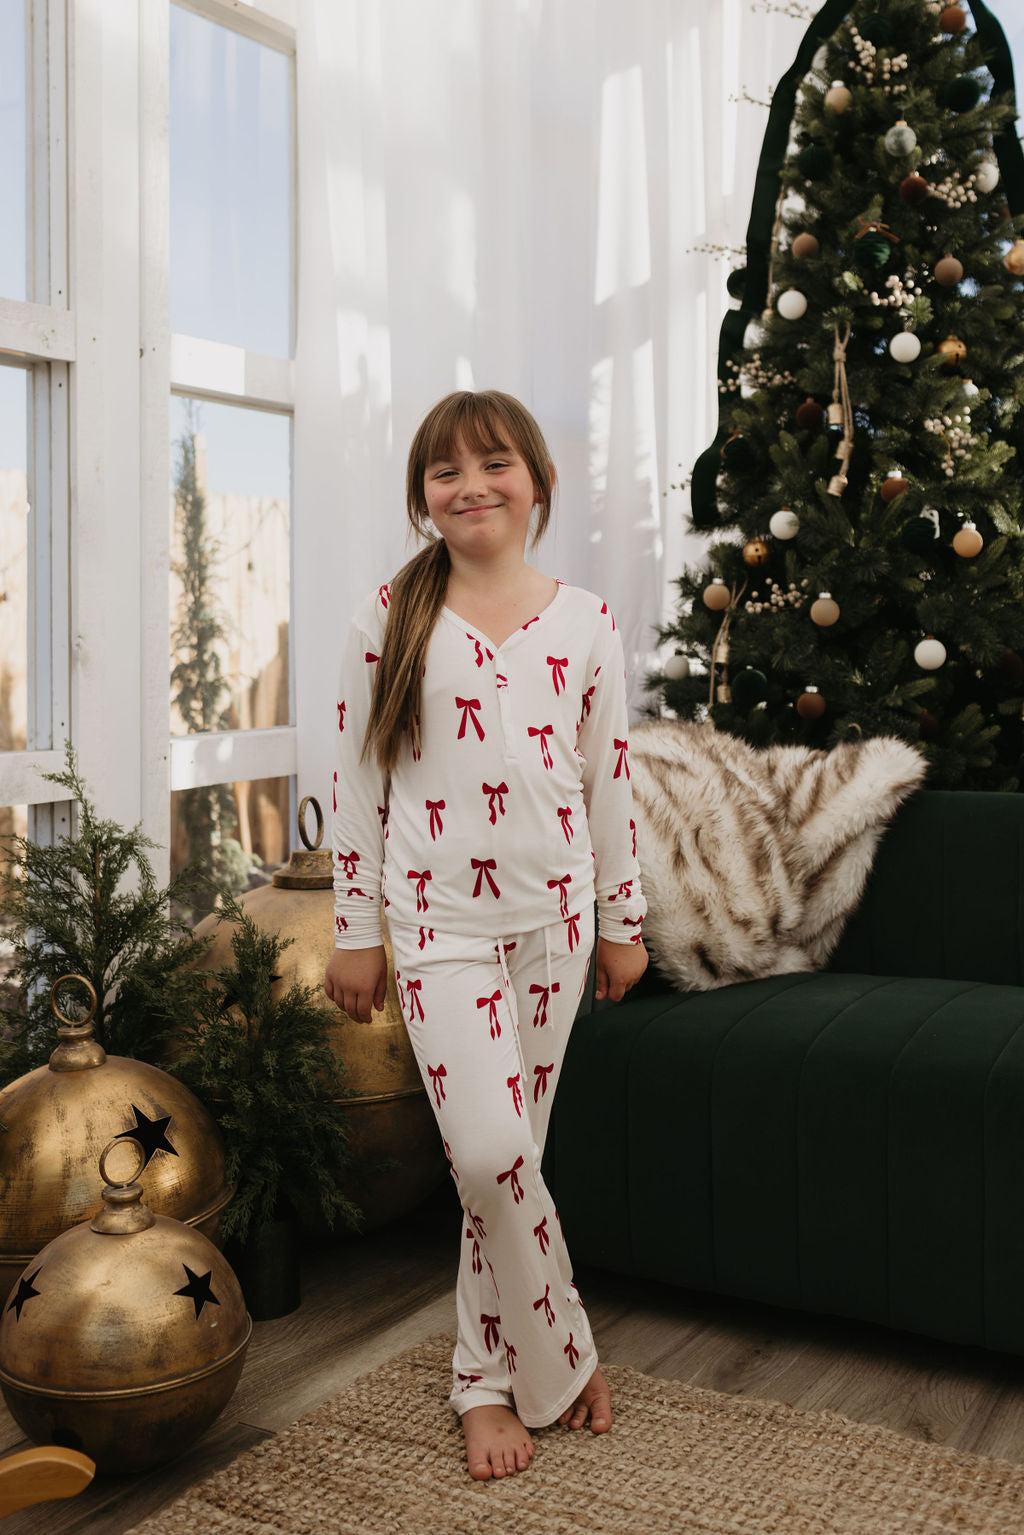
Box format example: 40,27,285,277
325,390,648,1481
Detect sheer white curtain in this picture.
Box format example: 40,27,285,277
293,0,812,803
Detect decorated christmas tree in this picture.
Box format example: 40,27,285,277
656,0,1024,789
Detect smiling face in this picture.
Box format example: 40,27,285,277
423,435,540,562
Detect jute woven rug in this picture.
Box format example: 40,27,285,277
127,1333,1024,1535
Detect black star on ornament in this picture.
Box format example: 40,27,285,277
115,1104,178,1167
174,1265,219,1320
7,1269,42,1321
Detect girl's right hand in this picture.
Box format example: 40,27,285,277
324,945,388,1023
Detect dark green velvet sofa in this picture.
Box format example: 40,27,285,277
547,789,1024,1357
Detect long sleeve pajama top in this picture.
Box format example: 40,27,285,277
332,580,646,951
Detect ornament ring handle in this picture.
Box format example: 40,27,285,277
98,1135,147,1190
298,795,324,851
50,972,98,1027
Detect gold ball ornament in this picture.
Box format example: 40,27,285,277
937,334,967,366
742,538,771,567
953,523,984,557
825,81,852,113
797,686,827,720
1003,241,1024,276
810,592,840,627
702,578,732,611
934,255,964,286
880,475,909,502
791,232,820,259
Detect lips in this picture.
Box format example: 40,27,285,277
455,504,500,514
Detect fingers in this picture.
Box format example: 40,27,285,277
594,964,608,1001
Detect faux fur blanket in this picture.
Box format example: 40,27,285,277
629,722,927,992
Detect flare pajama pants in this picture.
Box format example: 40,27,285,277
389,905,596,1429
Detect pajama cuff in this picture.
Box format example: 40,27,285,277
449,1386,515,1418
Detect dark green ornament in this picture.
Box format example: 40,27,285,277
731,668,770,711
797,143,833,180
853,229,891,270
858,11,893,45
727,266,747,300
721,434,757,472
900,515,940,555
941,75,983,112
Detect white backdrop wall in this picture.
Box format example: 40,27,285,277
293,0,812,813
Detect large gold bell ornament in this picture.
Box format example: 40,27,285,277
191,799,446,1229
0,977,233,1306
0,1138,252,1474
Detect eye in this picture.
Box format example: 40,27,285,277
486,460,509,471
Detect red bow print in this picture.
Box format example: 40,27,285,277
335,914,348,934
505,1338,518,1374
623,914,645,945
482,782,508,823
378,583,390,608
481,1313,501,1353
565,1332,580,1368
345,887,368,899
600,601,616,630
580,683,596,721
609,880,634,901
456,696,485,741
377,803,388,830
332,771,337,812
427,1062,447,1107
547,874,571,919
534,1217,550,1254
534,1062,554,1101
364,650,379,666
613,737,630,779
337,849,360,881
497,1155,525,1203
630,817,637,857
564,912,580,951
457,1372,482,1390
547,656,568,695
470,1209,487,1241
405,977,424,1021
418,926,434,949
478,990,503,1039
528,724,554,769
467,634,494,667
529,981,560,1028
407,869,432,911
466,1227,482,1275
496,672,508,690
426,799,445,839
533,1284,556,1328
471,858,500,898
508,1073,523,1117
337,700,346,733
522,615,539,630
557,806,573,843
494,939,517,959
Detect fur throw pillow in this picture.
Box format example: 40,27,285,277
629,722,927,992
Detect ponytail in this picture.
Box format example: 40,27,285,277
362,538,450,773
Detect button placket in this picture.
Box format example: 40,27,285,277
496,666,519,763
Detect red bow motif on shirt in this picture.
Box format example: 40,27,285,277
471,858,500,898
337,849,360,881
378,583,390,608
332,771,337,812
534,1062,554,1101
522,615,540,630
547,656,568,695
508,1073,523,1118
456,696,485,741
600,601,615,630
482,782,508,823
497,1156,525,1203
468,634,494,667
580,683,596,721
630,817,637,857
427,1062,447,1107
529,981,560,1028
337,700,346,733
405,977,424,1021
496,672,508,690
534,1216,550,1254
335,914,348,933
557,806,573,843
478,990,502,1039
408,869,432,911
457,1371,483,1390
481,1313,501,1352
547,874,571,919
613,737,630,780
609,880,633,901
533,1284,556,1328
528,724,554,769
364,650,379,666
425,799,445,840
623,914,645,945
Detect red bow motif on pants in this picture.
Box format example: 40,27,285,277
533,1283,556,1328
547,874,571,919
471,858,500,898
337,700,346,733
405,977,424,1021
456,696,485,741
427,1062,447,1107
481,1313,501,1352
478,990,503,1039
534,1063,554,1101
418,926,434,949
528,724,554,769
529,982,560,1028
507,1072,523,1117
407,869,432,911
534,1216,550,1254
466,1227,482,1275
337,849,360,881
557,806,573,844
469,1210,487,1241
482,781,508,823
505,1338,518,1374
613,737,630,779
564,912,581,951
497,1155,525,1203
547,656,568,695
565,1332,580,1368
425,799,445,840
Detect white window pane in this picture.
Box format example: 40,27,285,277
169,397,292,737
0,366,29,754
170,5,292,356
170,774,292,920
0,0,27,302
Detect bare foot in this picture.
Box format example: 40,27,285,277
461,1404,535,1480
558,1364,613,1432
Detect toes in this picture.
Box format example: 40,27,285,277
468,1458,493,1481
590,1397,613,1433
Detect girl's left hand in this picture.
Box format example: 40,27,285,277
594,937,648,1003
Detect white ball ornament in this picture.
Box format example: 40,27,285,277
664,652,691,680
884,120,918,157
825,81,852,113
777,288,808,321
889,331,922,363
769,508,800,539
914,635,947,670
974,159,1000,193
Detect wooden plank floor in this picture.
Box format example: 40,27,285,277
4,1180,1024,1531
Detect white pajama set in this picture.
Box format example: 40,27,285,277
332,579,646,1429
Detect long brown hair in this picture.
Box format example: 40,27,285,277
363,391,556,773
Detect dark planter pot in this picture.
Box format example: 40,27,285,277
224,1214,301,1321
